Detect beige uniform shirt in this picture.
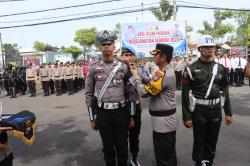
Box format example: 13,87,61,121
52,67,63,80
39,68,50,81
73,66,79,80
78,66,84,78
130,64,178,133
26,68,36,81
64,66,73,79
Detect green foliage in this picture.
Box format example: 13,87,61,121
185,25,193,32
74,27,97,52
63,45,82,60
198,10,234,39
150,0,174,21
33,41,45,52
197,21,214,36
114,23,120,36
33,41,53,52
233,10,250,46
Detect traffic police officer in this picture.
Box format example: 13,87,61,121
129,43,178,166
181,35,233,166
85,30,136,166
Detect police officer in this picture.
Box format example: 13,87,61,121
120,47,142,166
72,62,79,92
129,43,178,166
60,62,67,93
181,35,233,166
26,63,37,97
52,63,63,96
47,63,55,94
64,62,74,95
39,63,50,96
85,30,136,166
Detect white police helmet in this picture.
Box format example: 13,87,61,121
197,35,216,48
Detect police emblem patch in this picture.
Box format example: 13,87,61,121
102,31,110,40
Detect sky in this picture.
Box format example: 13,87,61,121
0,0,248,49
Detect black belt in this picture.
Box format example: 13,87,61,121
54,76,60,77
28,76,34,78
41,76,48,77
149,108,176,117
66,74,72,76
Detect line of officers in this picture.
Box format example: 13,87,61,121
0,61,88,98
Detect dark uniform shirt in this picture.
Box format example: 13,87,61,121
182,58,232,121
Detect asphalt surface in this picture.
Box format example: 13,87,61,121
1,84,250,166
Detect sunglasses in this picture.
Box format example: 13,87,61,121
101,43,113,46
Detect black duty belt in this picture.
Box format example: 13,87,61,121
54,76,60,77
28,76,34,78
149,108,176,117
41,76,48,77
66,74,72,76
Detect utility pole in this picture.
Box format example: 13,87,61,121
141,3,144,22
173,0,177,21
0,33,5,68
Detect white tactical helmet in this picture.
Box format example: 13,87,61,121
197,35,216,48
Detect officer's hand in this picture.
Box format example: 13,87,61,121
129,117,135,128
184,120,193,128
90,120,98,131
225,116,233,126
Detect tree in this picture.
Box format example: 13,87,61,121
114,23,120,36
63,45,82,60
185,25,193,32
233,10,250,46
74,27,97,58
197,10,234,39
33,41,56,52
150,0,174,21
33,41,46,52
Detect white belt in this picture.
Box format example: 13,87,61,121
97,100,126,110
196,98,220,106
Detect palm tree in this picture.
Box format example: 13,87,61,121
150,0,174,21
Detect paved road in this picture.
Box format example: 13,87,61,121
1,85,250,166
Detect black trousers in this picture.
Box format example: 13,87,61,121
73,77,78,92
192,105,222,166
61,79,67,93
128,104,141,159
54,80,62,95
49,79,54,93
175,71,182,90
27,80,36,96
235,68,243,86
153,130,177,166
0,152,13,166
66,79,73,95
96,106,129,166
229,69,234,84
41,81,49,96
